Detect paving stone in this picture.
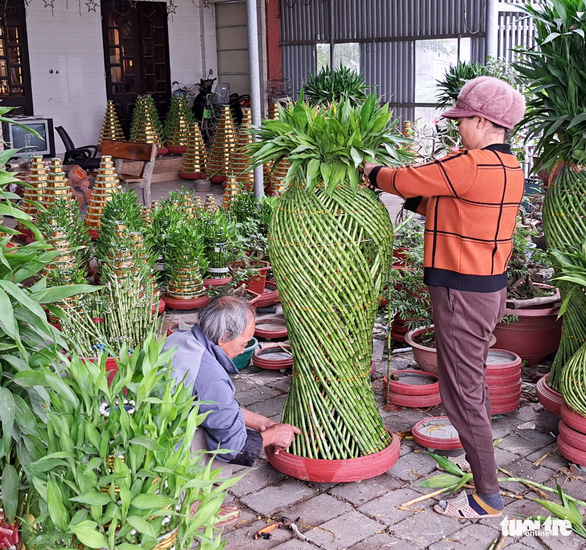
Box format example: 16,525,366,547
245,394,288,420
387,446,439,482
353,531,404,549
267,376,292,393
427,522,500,549
390,509,463,546
267,539,316,550
240,478,318,516
237,385,283,407
282,493,354,526
358,486,431,525
500,458,556,485
218,514,293,549
230,461,287,498
301,509,383,550
495,446,520,469
552,474,586,503
525,445,569,471
497,431,556,458
328,473,403,506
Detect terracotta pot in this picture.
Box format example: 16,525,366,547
179,171,206,180
161,293,210,310
265,430,401,483
412,416,462,450
536,374,563,416
557,430,586,466
252,345,293,370
254,318,288,340
405,325,496,375
203,276,233,288
561,403,586,433
492,289,562,366
558,420,586,452
384,370,439,396
229,260,270,296
255,280,280,308
390,315,424,343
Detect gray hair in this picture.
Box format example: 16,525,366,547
198,295,255,344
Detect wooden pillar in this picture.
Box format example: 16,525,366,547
266,0,281,80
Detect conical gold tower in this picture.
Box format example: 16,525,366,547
265,103,290,196
204,193,218,213
164,96,194,154
206,105,237,182
130,96,166,154
98,100,126,146
230,107,254,191
222,172,240,209
21,156,46,219
42,158,74,209
85,155,121,237
179,123,207,179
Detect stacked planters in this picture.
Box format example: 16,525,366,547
382,370,441,408
486,349,523,414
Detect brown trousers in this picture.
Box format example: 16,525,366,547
429,285,506,495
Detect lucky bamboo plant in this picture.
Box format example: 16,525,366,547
22,336,236,550
250,95,412,460
515,0,586,391
302,66,369,107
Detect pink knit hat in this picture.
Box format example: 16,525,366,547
441,76,525,130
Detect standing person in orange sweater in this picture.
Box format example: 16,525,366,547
363,76,525,519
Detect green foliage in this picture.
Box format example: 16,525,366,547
530,482,586,538
514,0,586,169
250,94,413,193
390,215,433,330
23,336,236,550
436,57,523,109
302,66,369,107
163,220,208,283
130,95,165,144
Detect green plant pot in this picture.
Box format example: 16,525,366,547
233,337,259,371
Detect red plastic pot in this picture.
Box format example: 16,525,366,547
412,416,462,450
161,293,210,310
230,260,270,296
557,432,586,466
485,349,523,377
486,371,522,387
157,147,169,156
492,290,562,366
383,390,442,408
252,345,293,370
390,315,423,343
210,175,226,185
255,281,280,308
536,374,563,416
561,403,586,434
166,145,188,154
488,381,522,398
88,229,99,241
151,298,165,315
491,398,521,415
203,276,233,288
384,370,439,396
254,318,288,340
178,171,206,180
405,325,496,375
265,430,401,483
558,420,586,452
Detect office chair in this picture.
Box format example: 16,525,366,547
55,126,101,171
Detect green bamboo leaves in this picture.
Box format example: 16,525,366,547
515,1,586,169
302,66,369,107
250,94,412,193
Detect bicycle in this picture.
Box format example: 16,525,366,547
171,81,198,107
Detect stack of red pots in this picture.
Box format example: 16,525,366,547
558,403,586,466
486,349,522,414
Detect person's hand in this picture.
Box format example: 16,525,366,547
261,423,301,451
362,161,378,178
242,408,278,432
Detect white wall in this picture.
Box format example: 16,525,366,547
25,1,217,155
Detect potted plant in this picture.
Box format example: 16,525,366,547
249,94,411,480
302,65,369,107
492,221,562,368
514,1,586,394
22,336,235,550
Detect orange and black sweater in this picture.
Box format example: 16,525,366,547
369,144,524,292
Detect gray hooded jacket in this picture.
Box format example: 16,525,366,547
163,325,263,465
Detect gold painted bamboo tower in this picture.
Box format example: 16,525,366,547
206,104,237,180
204,193,218,213
42,158,74,209
85,156,121,234
98,100,126,145
222,172,240,209
230,107,254,190
164,96,194,153
179,123,207,178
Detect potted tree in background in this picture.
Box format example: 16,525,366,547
515,0,586,395
249,92,412,482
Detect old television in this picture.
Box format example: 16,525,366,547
2,116,55,158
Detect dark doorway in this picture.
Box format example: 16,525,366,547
0,2,33,116
101,0,171,134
